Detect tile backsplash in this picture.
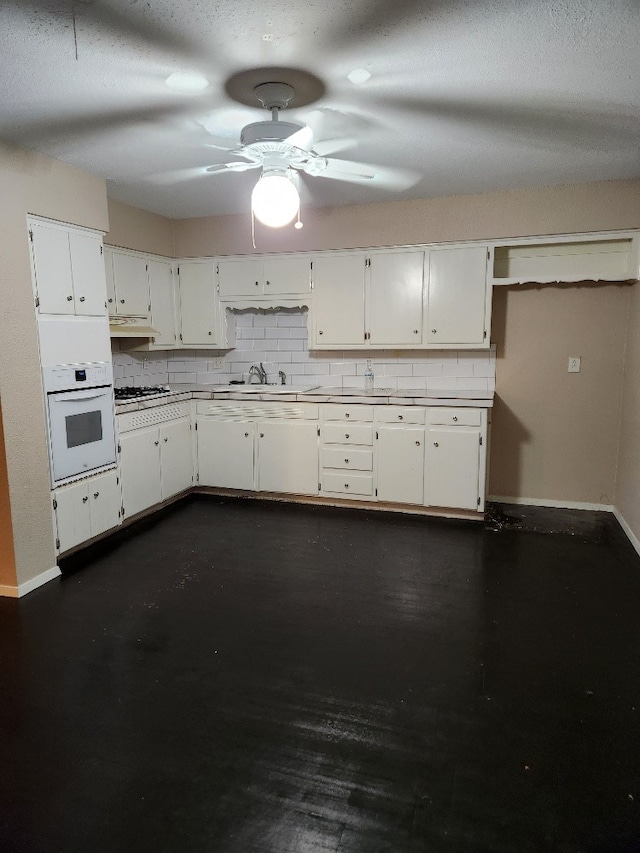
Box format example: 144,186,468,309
112,308,496,394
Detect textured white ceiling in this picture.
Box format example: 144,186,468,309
1,0,638,219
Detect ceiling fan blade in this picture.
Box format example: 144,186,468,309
358,93,640,151
312,137,358,157
308,158,420,190
205,161,260,174
284,125,314,151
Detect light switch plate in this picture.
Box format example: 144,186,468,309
568,357,581,373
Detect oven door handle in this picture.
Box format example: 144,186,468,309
49,387,112,403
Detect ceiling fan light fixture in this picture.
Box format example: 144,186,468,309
164,71,210,94
251,170,300,228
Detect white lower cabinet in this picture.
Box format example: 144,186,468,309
257,421,319,495
196,402,319,497
320,404,375,500
118,403,193,520
53,469,121,553
376,426,425,505
424,408,488,511
197,419,256,490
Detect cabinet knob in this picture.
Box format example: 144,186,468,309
260,432,264,438
154,440,159,446
120,299,125,304
344,483,349,489
255,281,259,286
67,295,73,301
208,331,212,335
415,441,421,446
266,280,270,286
108,298,113,303
433,441,439,447
452,416,458,421
319,330,324,335
164,437,168,442
244,432,249,437
431,328,437,334
413,329,419,334
82,496,88,503
345,433,349,439
93,492,99,498
345,413,350,419
344,458,349,464
79,296,85,302
398,414,403,420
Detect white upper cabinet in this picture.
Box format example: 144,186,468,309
104,248,150,316
178,260,228,348
426,245,490,347
368,250,424,346
147,259,177,349
30,219,107,316
312,252,366,346
218,255,311,300
311,250,425,349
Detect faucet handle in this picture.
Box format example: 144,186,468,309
278,369,287,386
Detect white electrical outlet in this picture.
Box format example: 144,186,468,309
142,357,149,370
212,357,224,369
568,357,581,373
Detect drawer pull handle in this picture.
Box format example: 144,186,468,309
93,492,99,498
344,458,349,464
345,413,350,419
344,483,349,488
434,441,439,447
452,416,458,422
82,496,88,503
398,414,403,420
345,433,349,439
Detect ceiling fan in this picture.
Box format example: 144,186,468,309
161,80,419,229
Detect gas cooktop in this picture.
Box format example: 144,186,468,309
114,386,171,401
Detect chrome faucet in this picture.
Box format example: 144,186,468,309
248,363,267,384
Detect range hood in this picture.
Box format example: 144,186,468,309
109,315,159,338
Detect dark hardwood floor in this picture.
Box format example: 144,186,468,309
1,495,639,852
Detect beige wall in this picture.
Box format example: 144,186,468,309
105,198,174,256
615,284,640,541
173,178,640,257
488,282,632,504
0,406,17,588
0,143,108,592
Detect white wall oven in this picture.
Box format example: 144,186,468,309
43,363,117,485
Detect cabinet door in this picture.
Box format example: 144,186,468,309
257,420,318,495
31,223,74,314
119,427,162,518
425,427,480,510
369,251,424,346
111,251,149,315
160,418,193,499
312,254,366,346
89,469,121,537
54,480,92,551
148,260,177,349
178,262,218,345
262,256,311,296
376,426,424,505
197,419,255,489
218,258,262,298
427,246,488,345
69,230,107,316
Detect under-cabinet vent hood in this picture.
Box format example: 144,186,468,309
109,315,158,338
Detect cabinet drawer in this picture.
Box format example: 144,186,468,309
322,423,373,445
322,472,374,496
322,447,373,471
375,406,425,425
321,404,374,422
428,407,481,426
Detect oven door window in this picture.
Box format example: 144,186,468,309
65,410,103,449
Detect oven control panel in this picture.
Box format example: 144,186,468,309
43,361,113,392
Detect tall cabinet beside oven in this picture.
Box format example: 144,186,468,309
28,215,123,556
